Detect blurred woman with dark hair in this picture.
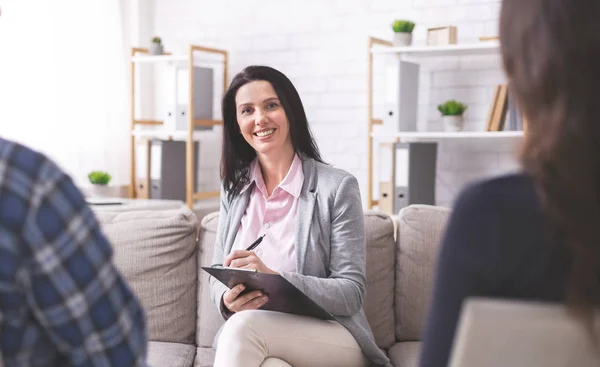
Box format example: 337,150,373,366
420,0,600,365
210,65,391,367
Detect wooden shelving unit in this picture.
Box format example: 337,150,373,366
367,37,520,210
371,131,523,142
130,44,228,208
370,41,500,57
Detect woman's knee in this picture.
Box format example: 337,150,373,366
261,357,292,367
218,310,262,343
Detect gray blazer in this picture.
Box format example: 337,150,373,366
210,157,391,367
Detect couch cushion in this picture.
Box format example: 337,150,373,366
388,341,421,367
395,205,450,341
196,212,226,348
96,208,198,344
363,211,397,349
148,341,195,367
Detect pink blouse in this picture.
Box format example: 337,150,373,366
231,154,304,273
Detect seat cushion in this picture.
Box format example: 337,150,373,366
395,205,450,341
96,208,198,344
388,342,421,367
363,211,397,349
196,212,226,348
148,341,195,367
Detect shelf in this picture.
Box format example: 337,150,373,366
134,119,222,127
131,55,224,65
193,191,220,200
134,119,164,126
370,41,500,57
371,131,523,142
132,130,211,140
195,119,223,127
131,54,188,63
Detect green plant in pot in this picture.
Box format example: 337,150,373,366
392,20,415,47
88,171,113,197
437,100,467,132
149,36,164,55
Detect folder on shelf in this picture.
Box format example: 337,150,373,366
202,266,335,321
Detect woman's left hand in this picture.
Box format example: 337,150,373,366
224,250,279,275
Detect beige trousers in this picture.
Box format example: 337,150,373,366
213,310,368,367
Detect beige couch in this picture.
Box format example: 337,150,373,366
96,204,450,367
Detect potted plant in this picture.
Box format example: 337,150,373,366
149,36,164,55
88,171,113,197
392,20,415,47
437,100,468,132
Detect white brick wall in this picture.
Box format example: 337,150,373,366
145,0,518,208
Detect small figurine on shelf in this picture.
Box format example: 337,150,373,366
87,171,114,197
392,20,415,47
438,100,468,132
149,36,164,55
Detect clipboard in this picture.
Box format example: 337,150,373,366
202,266,335,321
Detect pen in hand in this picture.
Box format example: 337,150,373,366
246,234,266,251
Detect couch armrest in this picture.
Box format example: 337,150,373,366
196,212,226,349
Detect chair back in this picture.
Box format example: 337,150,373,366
450,298,600,367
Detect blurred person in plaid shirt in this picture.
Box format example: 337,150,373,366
0,137,148,366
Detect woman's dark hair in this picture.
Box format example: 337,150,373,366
500,0,600,330
220,65,324,199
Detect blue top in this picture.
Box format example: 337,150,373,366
420,173,571,367
0,138,148,366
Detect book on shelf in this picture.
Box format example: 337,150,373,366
487,84,528,132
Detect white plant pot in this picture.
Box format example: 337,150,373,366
443,115,465,132
393,32,413,47
87,184,116,198
149,43,164,55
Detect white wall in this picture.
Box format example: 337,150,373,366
0,0,131,189
147,0,521,208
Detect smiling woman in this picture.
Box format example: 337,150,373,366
220,66,324,200
210,65,392,367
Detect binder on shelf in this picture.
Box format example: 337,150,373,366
150,140,199,202
164,66,215,132
379,181,394,215
135,178,149,199
392,142,437,213
385,60,420,132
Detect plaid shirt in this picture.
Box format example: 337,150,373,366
0,138,148,366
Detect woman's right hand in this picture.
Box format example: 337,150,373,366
223,284,269,313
